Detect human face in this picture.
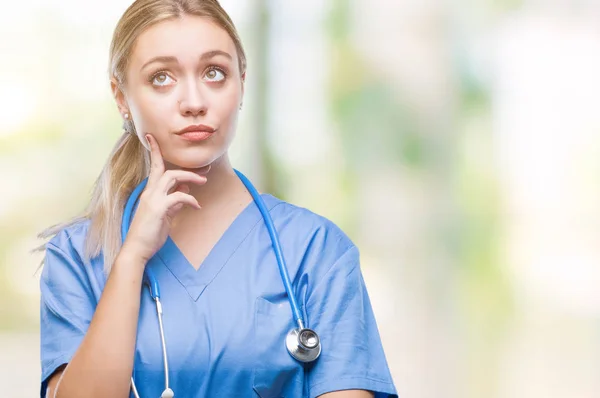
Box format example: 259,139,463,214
113,15,244,170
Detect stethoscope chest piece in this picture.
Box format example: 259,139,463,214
285,327,321,363
125,170,322,398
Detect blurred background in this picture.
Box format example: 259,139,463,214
2,0,600,396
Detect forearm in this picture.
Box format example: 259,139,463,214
55,248,146,398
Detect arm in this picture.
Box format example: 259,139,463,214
319,391,375,398
45,365,65,398
42,135,206,397
305,242,397,398
50,248,146,398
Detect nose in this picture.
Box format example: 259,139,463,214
178,79,208,117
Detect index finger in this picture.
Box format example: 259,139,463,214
146,134,164,184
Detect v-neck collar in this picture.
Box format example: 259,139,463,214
155,193,280,301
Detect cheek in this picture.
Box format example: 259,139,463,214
130,93,175,133
213,87,241,121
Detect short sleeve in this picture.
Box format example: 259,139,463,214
39,231,97,397
305,245,398,398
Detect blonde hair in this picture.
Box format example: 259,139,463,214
37,0,247,273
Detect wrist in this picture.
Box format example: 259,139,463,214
117,243,149,269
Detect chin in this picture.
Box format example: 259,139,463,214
166,150,223,171
168,158,211,170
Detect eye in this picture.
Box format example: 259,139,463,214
150,71,175,87
204,67,226,82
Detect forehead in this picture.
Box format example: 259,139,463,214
130,15,237,68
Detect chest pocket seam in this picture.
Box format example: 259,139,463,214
252,296,304,398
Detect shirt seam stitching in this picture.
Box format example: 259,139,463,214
304,243,357,309
309,375,396,391
203,201,287,287
41,353,72,382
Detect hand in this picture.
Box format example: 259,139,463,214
121,134,207,263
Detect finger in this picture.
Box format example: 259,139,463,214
169,202,185,214
166,191,201,210
173,184,190,194
146,134,165,185
159,170,207,194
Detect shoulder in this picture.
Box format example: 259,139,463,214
264,194,358,271
45,218,92,261
266,194,354,245
41,219,103,293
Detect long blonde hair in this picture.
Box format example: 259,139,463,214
37,0,247,274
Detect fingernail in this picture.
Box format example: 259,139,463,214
145,134,150,146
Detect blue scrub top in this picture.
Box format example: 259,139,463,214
40,194,398,398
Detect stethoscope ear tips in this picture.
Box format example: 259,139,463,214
160,388,175,398
286,327,321,363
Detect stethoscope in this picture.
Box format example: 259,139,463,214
121,169,321,398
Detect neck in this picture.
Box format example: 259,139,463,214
165,152,252,221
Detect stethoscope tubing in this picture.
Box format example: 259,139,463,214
121,169,318,398
121,170,304,325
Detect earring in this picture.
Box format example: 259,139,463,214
239,103,243,110
122,112,133,135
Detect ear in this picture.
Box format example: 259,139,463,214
240,72,246,102
110,78,129,116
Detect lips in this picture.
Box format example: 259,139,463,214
176,124,215,135
175,124,216,142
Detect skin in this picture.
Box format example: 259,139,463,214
46,15,373,398
114,14,252,227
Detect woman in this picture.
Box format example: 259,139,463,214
39,1,397,397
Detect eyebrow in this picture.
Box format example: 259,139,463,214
140,50,233,72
